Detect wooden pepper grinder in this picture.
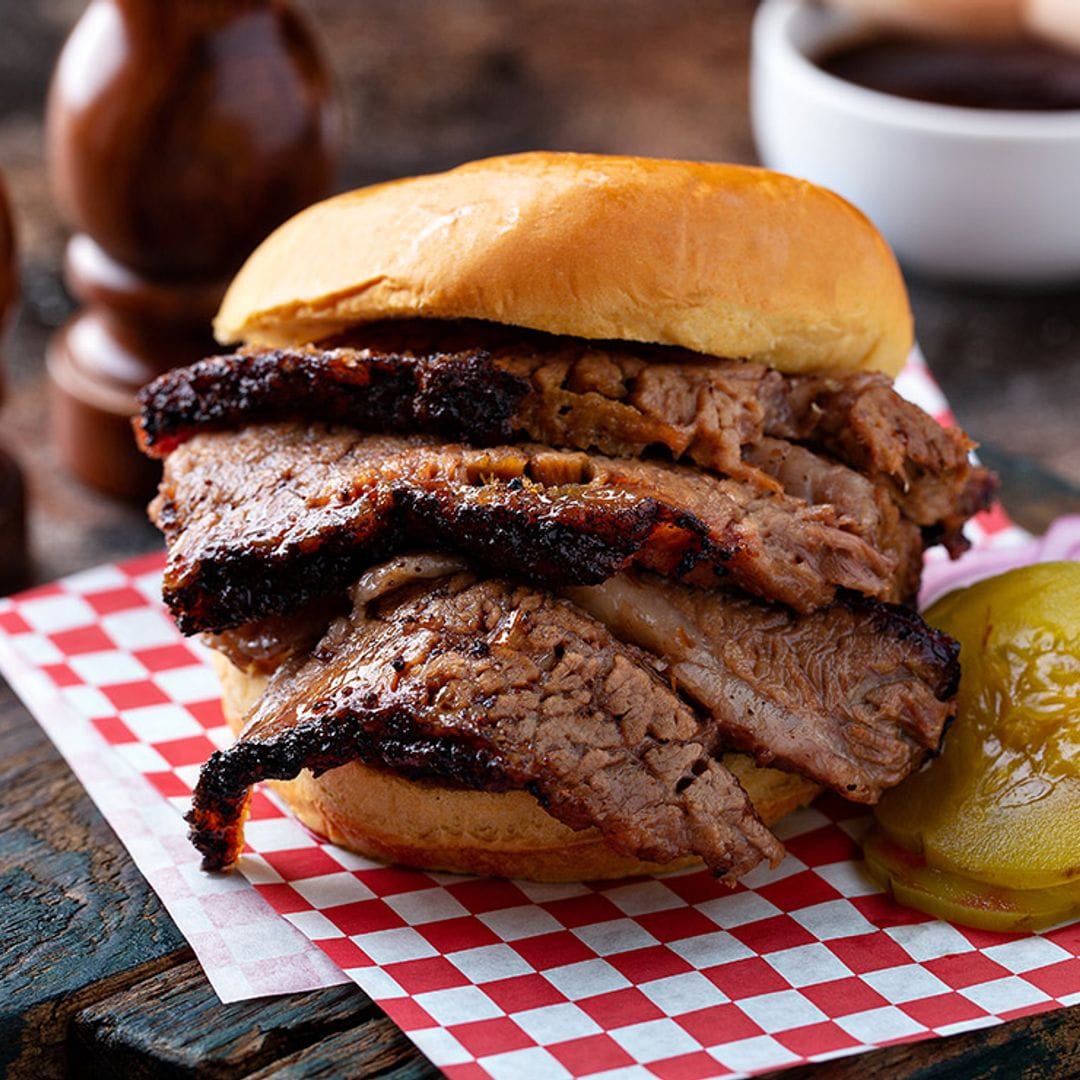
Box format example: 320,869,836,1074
45,0,342,497
0,173,29,594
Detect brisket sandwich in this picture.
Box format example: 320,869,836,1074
136,153,992,883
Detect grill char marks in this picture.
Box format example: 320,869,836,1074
135,326,994,550
566,574,958,803
154,423,896,634
188,571,783,880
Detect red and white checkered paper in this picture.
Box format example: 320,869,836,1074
2,351,1078,1079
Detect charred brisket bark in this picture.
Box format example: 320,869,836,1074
154,423,896,634
189,570,783,880
135,326,994,549
205,558,958,824
136,343,529,456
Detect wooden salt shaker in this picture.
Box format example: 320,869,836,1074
45,0,341,498
0,173,28,594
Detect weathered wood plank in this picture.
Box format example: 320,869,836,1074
766,1006,1080,1079
72,960,375,1080
242,1019,440,1080
0,677,190,1079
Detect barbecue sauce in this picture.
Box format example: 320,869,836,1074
818,35,1080,112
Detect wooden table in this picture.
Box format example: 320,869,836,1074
2,2,1079,1077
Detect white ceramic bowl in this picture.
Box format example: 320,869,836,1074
751,0,1080,284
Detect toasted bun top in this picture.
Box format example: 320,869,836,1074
215,152,912,376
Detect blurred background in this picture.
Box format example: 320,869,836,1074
0,0,1077,584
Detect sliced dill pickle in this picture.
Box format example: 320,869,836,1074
863,827,1080,932
873,562,1080,893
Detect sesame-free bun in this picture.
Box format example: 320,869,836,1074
214,152,912,377
211,650,820,882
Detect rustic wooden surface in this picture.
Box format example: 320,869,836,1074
71,961,435,1080
1,2,1078,1078
0,680,191,1077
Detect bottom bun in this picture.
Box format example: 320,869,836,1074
212,650,820,881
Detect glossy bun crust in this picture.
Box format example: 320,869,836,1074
212,651,821,881
215,152,912,376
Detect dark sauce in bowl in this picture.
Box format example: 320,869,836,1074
818,36,1080,112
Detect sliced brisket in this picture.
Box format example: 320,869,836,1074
743,436,924,603
189,568,783,880
566,573,958,802
135,325,994,548
765,372,995,549
205,558,958,811
136,343,529,457
154,423,896,634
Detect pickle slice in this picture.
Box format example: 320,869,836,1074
874,563,1080,892
863,827,1080,933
